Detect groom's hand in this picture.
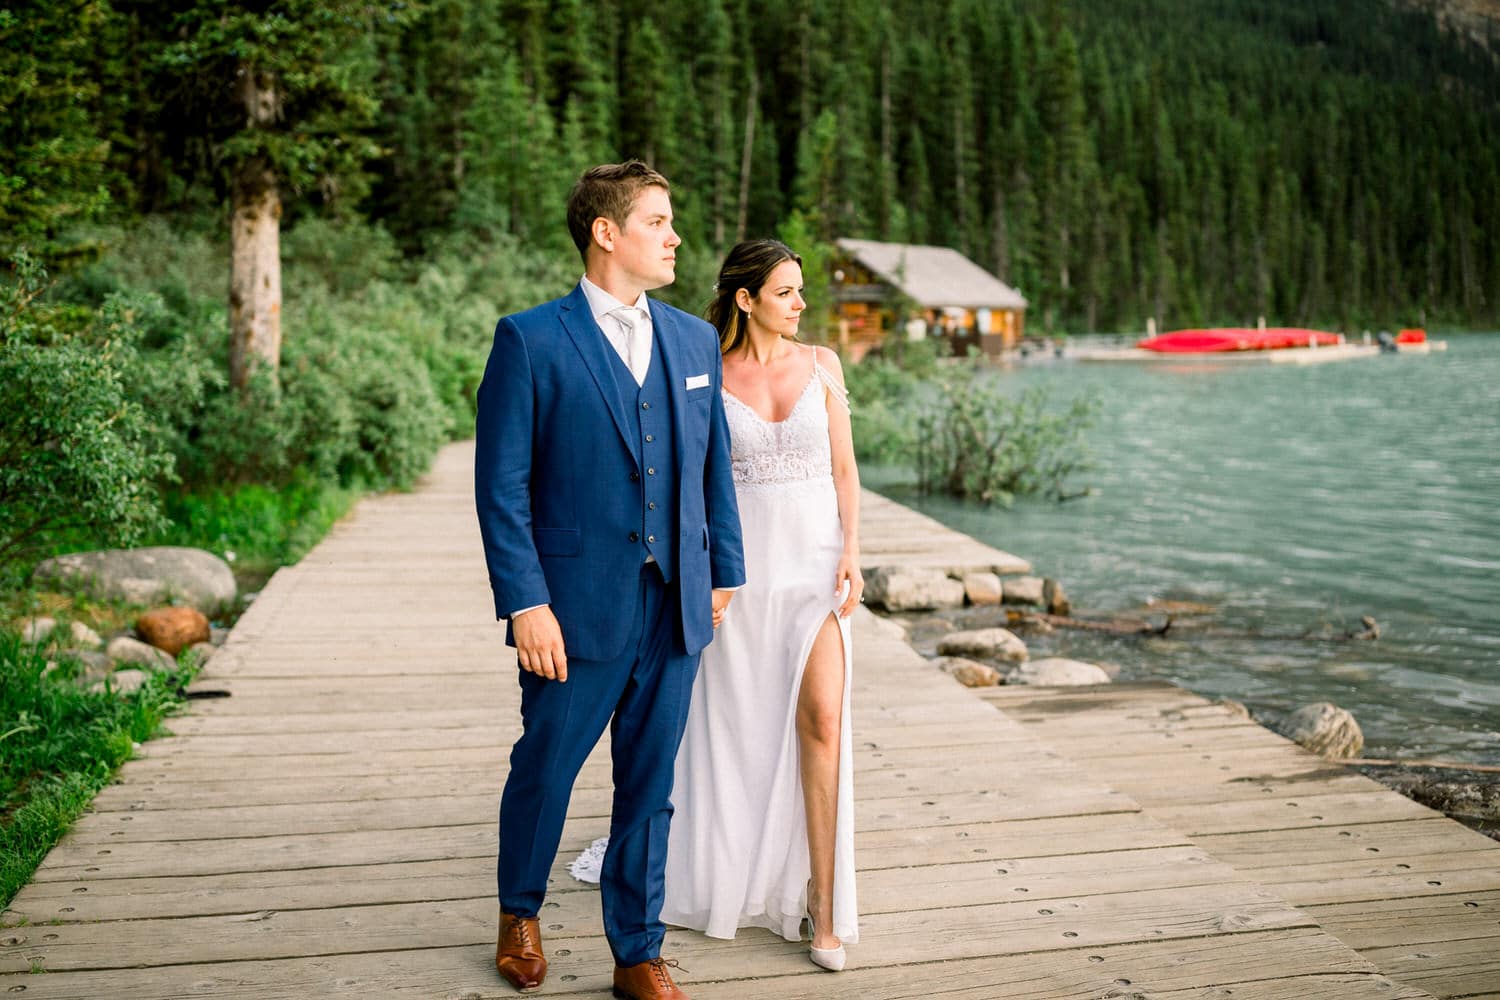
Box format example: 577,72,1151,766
513,605,568,682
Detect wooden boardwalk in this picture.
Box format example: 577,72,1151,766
3,440,1496,998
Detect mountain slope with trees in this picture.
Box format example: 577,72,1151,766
6,0,1499,334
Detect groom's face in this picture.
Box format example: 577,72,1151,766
613,185,680,291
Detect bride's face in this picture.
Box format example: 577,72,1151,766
742,260,806,339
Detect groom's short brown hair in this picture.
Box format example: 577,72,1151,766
566,160,671,261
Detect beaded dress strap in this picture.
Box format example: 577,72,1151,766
811,349,850,412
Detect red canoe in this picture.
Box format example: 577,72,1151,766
1138,328,1342,352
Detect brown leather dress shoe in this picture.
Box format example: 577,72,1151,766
495,912,546,993
612,957,690,999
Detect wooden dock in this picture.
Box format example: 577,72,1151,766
3,440,1496,998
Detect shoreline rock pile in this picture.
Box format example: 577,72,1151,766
16,546,237,695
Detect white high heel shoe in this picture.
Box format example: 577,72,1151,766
805,880,846,972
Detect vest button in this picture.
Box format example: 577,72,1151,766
648,501,657,510
629,472,640,482
645,434,654,442
647,534,656,543
641,402,651,410
647,467,656,476
629,531,639,542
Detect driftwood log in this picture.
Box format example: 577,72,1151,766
1005,609,1381,642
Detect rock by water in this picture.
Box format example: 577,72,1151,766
1001,576,1045,606
937,627,1029,662
1278,702,1364,758
1008,657,1112,686
931,656,1002,687
866,567,966,612
962,572,1003,605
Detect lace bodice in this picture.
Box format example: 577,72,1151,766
723,357,849,489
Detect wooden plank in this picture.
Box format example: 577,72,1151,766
0,881,1312,974
83,754,1090,813
1147,789,1441,836
1306,890,1500,949
0,928,1408,1000
31,810,1183,884
5,846,1246,926
167,707,514,735
1258,851,1500,907
61,780,1132,846
1196,819,1500,869
1362,933,1500,999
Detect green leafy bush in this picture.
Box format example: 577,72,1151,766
0,259,172,580
913,372,1098,506
843,340,1097,506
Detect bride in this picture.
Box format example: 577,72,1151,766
668,239,861,969
571,239,862,970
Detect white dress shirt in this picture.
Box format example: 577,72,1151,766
580,275,653,385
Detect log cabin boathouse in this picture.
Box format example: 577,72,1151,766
831,237,1029,360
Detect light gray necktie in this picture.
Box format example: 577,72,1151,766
611,306,651,386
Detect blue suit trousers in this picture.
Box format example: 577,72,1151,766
496,565,698,967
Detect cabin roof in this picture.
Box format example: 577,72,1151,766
836,238,1028,310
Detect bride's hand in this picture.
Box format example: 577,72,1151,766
835,554,863,618
711,588,735,629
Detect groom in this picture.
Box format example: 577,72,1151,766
474,161,745,999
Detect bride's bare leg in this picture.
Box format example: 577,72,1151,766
797,612,846,950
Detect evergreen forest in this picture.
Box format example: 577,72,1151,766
6,0,1500,334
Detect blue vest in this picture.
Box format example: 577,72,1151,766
607,331,679,583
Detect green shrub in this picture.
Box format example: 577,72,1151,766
0,258,172,581
913,372,1098,506
843,339,1097,506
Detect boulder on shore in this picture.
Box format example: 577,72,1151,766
106,636,177,672
33,547,236,615
937,627,1029,662
91,668,149,696
962,572,1003,605
136,607,211,656
69,621,103,649
1008,657,1111,686
865,567,966,612
1042,578,1071,616
931,656,1002,687
1279,702,1364,758
1001,576,1045,606
20,617,57,644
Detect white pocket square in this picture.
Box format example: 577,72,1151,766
685,373,710,390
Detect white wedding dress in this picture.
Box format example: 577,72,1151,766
571,350,858,946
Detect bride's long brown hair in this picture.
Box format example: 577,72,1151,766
705,239,803,354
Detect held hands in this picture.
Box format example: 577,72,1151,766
835,553,864,618
712,588,735,629
512,605,568,682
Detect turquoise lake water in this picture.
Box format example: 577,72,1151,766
866,334,1500,765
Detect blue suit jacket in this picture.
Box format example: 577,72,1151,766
475,284,746,661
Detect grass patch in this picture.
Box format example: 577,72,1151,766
152,476,363,585
0,629,197,908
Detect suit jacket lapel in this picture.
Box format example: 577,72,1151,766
559,284,634,454
649,301,693,476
